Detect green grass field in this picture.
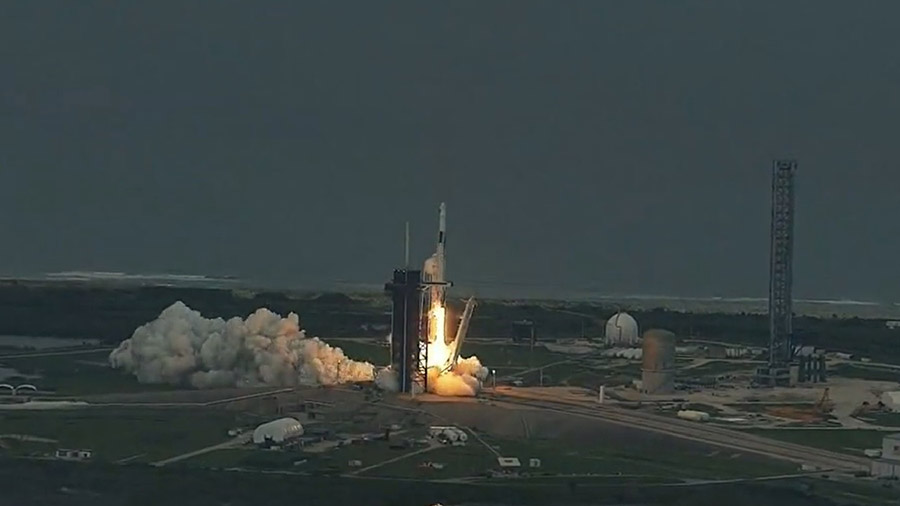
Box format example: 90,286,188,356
173,429,798,483
681,360,757,377
742,428,886,455
0,407,249,462
0,350,175,395
182,447,309,470
829,363,900,383
461,343,568,369
854,411,900,427
478,436,796,480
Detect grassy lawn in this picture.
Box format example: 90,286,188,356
0,407,248,462
859,412,900,427
182,448,310,470
743,428,886,454
0,350,175,395
681,403,724,415
176,431,796,482
479,436,796,480
460,343,568,369
830,364,900,383
681,360,757,377
365,443,495,478
558,365,639,388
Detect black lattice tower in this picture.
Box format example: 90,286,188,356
768,159,797,366
385,269,426,393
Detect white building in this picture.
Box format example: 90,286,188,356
252,417,304,446
605,312,639,346
882,391,900,412
55,449,92,461
871,433,900,478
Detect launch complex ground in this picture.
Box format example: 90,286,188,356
3,335,900,505
2,275,900,504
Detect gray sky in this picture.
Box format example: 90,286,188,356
1,2,898,301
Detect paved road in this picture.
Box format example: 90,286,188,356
152,432,251,467
348,442,441,475
0,347,114,359
86,387,296,408
498,359,574,381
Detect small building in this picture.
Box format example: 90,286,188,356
252,417,304,446
882,391,900,412
55,448,92,461
497,457,521,468
871,433,900,478
886,321,900,330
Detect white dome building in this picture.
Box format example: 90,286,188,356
605,312,639,346
252,417,304,446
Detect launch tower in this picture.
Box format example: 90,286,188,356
385,269,425,393
756,159,799,386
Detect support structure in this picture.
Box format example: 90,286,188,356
769,159,797,366
756,159,799,386
385,269,425,393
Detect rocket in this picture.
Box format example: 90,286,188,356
421,201,477,368
423,202,447,305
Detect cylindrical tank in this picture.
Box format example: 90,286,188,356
641,329,676,394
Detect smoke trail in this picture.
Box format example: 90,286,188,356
109,302,374,388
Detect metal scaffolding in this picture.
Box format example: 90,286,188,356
768,159,797,367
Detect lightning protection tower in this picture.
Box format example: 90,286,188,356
757,159,797,386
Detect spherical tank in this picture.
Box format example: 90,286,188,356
605,312,639,346
642,329,676,372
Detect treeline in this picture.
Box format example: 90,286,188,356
0,282,385,342
0,281,896,363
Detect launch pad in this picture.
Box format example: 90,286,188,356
384,202,474,394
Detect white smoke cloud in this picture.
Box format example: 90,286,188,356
374,355,488,397
109,302,375,388
374,367,400,392
454,355,489,381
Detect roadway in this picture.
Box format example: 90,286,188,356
487,390,869,472
0,347,114,359
152,432,252,467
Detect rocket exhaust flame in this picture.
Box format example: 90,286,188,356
378,202,487,397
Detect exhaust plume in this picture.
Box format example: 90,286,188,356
374,355,488,397
109,302,374,388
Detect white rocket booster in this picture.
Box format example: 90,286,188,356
423,202,447,304
421,201,478,367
